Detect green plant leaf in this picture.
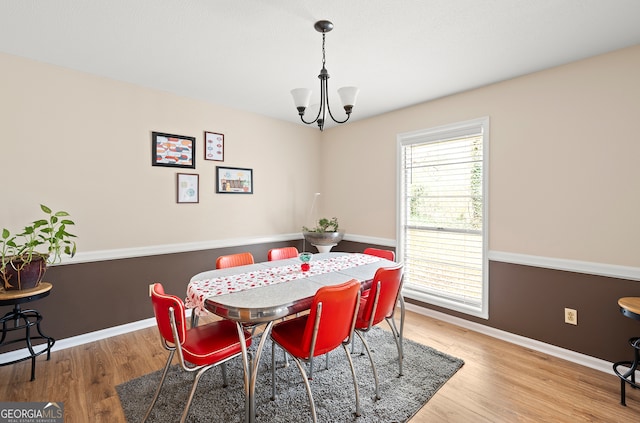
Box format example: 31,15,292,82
32,219,48,228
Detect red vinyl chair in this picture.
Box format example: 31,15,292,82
353,264,404,400
363,247,396,261
144,283,252,423
267,246,299,261
270,279,362,422
362,247,405,359
216,252,255,269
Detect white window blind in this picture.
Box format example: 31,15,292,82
397,118,489,318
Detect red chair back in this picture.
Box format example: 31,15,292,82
268,247,299,261
363,247,395,261
151,283,187,345
302,279,360,357
358,264,403,329
216,252,254,269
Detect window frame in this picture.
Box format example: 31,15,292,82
396,117,490,319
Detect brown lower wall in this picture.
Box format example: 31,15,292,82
0,240,371,348
3,241,638,364
407,261,640,363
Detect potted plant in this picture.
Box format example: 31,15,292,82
0,204,77,291
302,217,344,251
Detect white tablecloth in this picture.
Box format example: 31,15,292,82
186,253,381,315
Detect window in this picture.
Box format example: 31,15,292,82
397,117,489,318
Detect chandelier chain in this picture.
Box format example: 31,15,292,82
322,33,326,68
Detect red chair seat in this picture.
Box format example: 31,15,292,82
183,319,249,366
270,316,311,358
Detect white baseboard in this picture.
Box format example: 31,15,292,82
0,309,203,363
404,303,614,374
0,315,162,363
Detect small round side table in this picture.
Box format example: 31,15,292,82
0,282,55,381
613,297,640,406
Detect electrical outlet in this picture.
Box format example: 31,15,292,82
564,308,578,325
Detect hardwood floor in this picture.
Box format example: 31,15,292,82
0,310,638,422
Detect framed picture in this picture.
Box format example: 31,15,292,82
152,132,196,168
177,173,199,203
204,131,224,161
216,166,253,194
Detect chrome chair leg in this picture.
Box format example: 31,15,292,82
385,315,404,376
290,356,318,423
180,367,209,423
190,312,199,328
342,343,362,416
354,330,380,400
350,334,361,355
399,295,406,358
271,341,277,400
220,362,228,387
308,355,315,379
271,347,359,421
142,350,175,422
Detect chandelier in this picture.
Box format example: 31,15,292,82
290,20,359,131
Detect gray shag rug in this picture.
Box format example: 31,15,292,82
117,327,463,422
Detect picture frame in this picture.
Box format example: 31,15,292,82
216,166,253,194
152,131,196,169
177,173,199,203
204,131,224,161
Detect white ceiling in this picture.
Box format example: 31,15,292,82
2,1,640,129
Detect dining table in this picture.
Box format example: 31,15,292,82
186,252,400,423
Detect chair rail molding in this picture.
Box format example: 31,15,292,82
53,233,397,266
489,250,640,282
55,233,303,265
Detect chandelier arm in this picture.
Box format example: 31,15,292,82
323,75,352,125
297,71,326,126
298,109,322,125
325,94,352,124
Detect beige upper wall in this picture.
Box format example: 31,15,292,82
322,45,640,267
2,45,639,267
1,52,321,251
